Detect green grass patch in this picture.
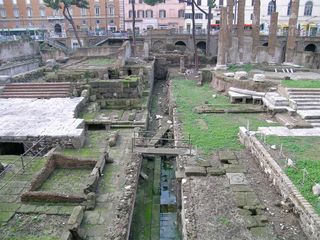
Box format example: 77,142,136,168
172,79,277,154
282,80,320,88
61,130,106,159
266,136,320,214
85,58,115,65
37,168,91,195
227,64,253,72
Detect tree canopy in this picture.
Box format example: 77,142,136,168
43,0,89,10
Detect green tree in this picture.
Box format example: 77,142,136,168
44,0,89,47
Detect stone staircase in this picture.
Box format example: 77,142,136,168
286,88,320,127
0,82,71,98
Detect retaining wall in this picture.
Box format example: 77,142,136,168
239,127,320,240
0,59,40,77
211,71,276,92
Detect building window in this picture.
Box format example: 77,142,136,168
178,9,184,18
53,9,61,16
82,20,86,25
195,13,203,19
159,10,166,18
27,7,32,17
205,13,213,19
12,0,17,5
129,0,135,3
40,7,45,17
137,10,144,18
139,0,142,3
219,0,223,7
0,0,3,5
39,0,44,4
267,1,276,15
287,0,292,16
26,0,31,4
81,8,87,16
108,6,115,15
0,8,6,18
13,8,19,18
304,1,313,16
95,6,100,16
197,0,201,5
187,0,192,5
146,10,153,18
129,10,136,18
185,13,192,19
96,20,100,24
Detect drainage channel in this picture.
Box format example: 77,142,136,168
129,155,181,240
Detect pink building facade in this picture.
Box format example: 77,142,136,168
124,0,185,33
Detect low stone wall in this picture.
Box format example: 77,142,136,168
21,191,85,203
90,75,143,99
10,67,45,83
0,59,40,77
0,40,40,63
21,153,99,203
239,127,320,240
211,71,275,92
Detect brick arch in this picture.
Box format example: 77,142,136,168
304,43,317,52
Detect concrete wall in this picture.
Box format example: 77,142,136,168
0,40,40,63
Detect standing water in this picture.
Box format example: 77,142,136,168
130,156,180,240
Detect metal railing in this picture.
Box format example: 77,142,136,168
0,137,48,191
132,129,192,152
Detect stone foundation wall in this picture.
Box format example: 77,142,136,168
0,40,40,63
21,191,85,203
10,67,45,83
90,75,144,99
211,71,276,92
0,59,40,77
239,127,320,240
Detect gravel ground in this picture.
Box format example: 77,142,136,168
237,150,307,240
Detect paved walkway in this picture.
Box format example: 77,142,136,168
80,129,133,240
257,126,320,136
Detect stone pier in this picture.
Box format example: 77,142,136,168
251,0,260,62
285,0,300,63
268,12,279,63
237,0,245,63
216,7,228,68
226,0,234,63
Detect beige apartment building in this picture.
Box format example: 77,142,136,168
124,0,185,33
0,0,121,37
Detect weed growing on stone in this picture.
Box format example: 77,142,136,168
227,64,253,72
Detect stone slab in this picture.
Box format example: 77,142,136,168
218,150,237,162
184,166,206,176
0,97,85,139
226,173,248,185
257,126,320,136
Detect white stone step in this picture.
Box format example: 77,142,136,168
289,92,320,95
287,88,320,92
290,95,320,99
292,99,320,103
298,110,320,119
297,106,320,111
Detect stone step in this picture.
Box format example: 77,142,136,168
297,106,320,110
290,95,320,99
2,88,70,93
296,102,320,106
298,110,320,119
289,91,320,97
7,82,70,87
292,99,320,103
0,93,69,98
287,88,320,92
1,91,70,96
